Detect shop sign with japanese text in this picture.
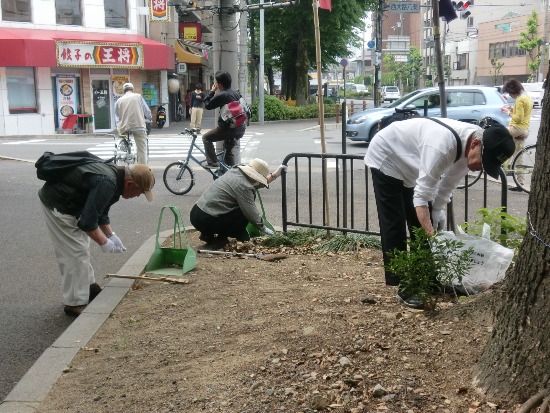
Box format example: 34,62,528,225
149,0,170,22
56,41,144,68
389,1,420,12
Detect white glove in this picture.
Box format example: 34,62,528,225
431,209,447,232
262,226,275,236
271,164,288,179
108,233,127,252
100,239,125,253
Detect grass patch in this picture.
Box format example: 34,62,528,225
259,229,381,253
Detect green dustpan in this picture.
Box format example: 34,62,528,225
245,190,275,240
145,206,196,276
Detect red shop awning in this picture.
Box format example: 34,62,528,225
0,28,174,69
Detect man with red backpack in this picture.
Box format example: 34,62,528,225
202,71,249,168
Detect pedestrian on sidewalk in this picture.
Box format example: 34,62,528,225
189,83,205,131
190,159,286,247
39,163,155,317
114,83,152,164
502,78,533,191
364,117,514,308
202,71,247,167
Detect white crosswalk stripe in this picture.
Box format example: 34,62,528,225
87,134,254,160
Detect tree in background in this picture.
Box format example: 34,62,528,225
380,47,422,94
518,10,544,82
406,47,423,92
254,0,375,105
489,57,504,86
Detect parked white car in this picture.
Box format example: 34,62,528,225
381,86,401,102
521,82,543,107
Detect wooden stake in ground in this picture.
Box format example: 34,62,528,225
106,274,190,284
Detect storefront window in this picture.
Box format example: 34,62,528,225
105,0,127,28
7,67,37,114
55,0,81,25
2,0,31,22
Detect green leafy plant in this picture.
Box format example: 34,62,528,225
460,207,526,254
387,227,473,311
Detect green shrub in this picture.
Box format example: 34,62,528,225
387,227,473,311
460,207,526,255
249,95,339,121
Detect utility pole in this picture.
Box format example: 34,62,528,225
374,0,383,107
169,0,298,126
259,0,265,124
238,0,248,95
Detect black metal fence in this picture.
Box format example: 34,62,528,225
280,152,509,235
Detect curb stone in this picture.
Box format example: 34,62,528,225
0,228,181,412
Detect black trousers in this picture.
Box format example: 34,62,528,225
202,125,245,166
371,168,423,286
190,204,248,239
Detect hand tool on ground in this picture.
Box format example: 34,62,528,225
197,249,287,261
107,273,190,284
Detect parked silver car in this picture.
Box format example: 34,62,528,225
346,86,511,143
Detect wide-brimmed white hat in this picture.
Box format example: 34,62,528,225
237,159,269,188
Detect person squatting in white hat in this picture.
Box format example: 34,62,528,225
190,159,287,247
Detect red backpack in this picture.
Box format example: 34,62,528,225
220,95,250,128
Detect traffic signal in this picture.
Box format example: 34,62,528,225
452,0,472,19
460,1,471,19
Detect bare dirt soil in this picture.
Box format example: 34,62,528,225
38,232,516,413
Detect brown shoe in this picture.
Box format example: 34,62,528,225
64,305,87,317
89,283,102,301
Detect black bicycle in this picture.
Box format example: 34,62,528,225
457,117,535,193
163,128,230,195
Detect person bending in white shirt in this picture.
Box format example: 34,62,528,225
364,117,514,307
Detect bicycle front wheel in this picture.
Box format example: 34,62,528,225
163,162,195,195
457,170,483,189
115,139,134,165
511,144,536,193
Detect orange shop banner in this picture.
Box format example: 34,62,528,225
149,0,170,22
56,41,143,68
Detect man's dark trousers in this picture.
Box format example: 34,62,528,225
202,125,245,166
371,168,423,286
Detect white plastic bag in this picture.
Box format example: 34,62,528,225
436,224,514,294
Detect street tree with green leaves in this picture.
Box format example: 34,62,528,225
518,10,544,81
489,57,504,86
250,0,376,105
380,47,423,93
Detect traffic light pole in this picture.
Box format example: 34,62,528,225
432,0,447,117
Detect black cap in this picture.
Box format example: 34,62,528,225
482,124,515,179
195,83,202,89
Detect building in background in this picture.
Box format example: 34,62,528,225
369,0,548,89
0,0,181,135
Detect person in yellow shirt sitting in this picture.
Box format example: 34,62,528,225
502,79,532,191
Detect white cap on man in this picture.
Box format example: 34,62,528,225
123,83,134,92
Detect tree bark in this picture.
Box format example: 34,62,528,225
474,79,550,404
295,33,310,106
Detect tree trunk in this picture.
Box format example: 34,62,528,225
474,76,550,404
295,31,309,106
